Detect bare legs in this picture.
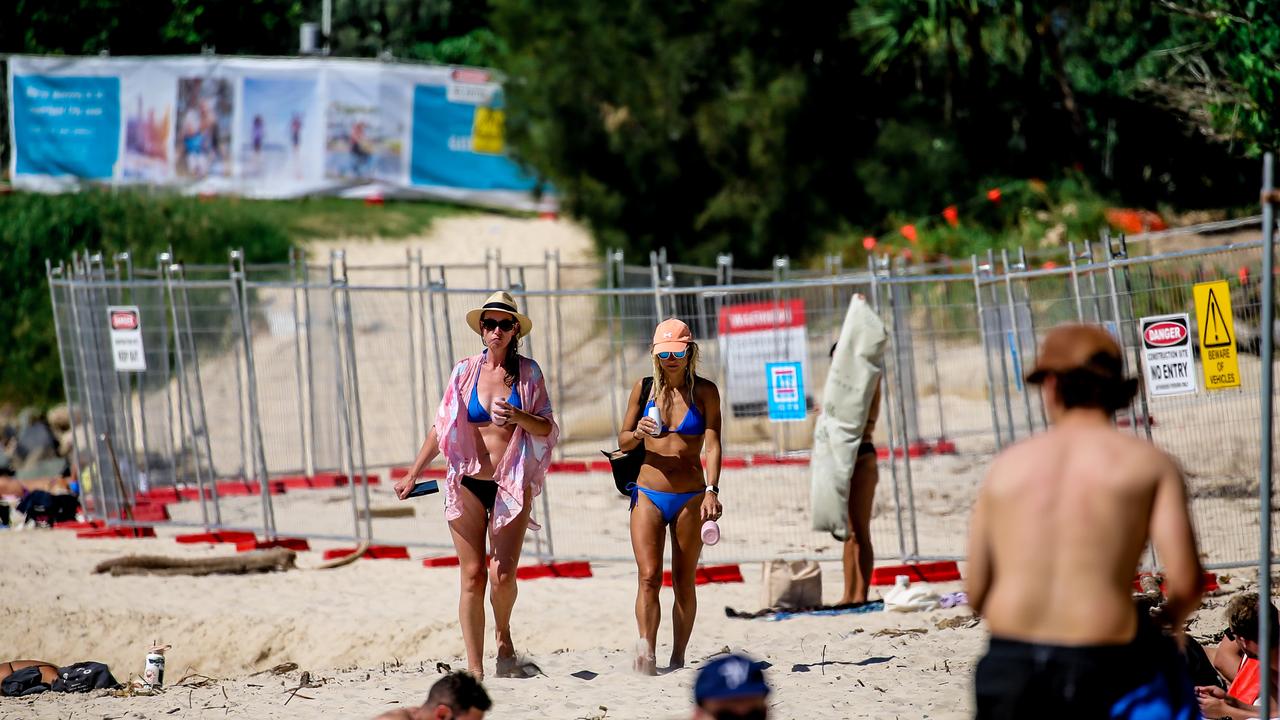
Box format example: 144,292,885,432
490,487,532,676
630,494,664,675
447,484,532,679
668,496,704,668
630,492,704,674
839,451,879,605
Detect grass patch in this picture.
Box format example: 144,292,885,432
246,196,504,242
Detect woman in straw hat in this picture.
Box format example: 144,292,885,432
617,317,723,675
396,290,559,679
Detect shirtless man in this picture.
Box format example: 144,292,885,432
966,323,1203,718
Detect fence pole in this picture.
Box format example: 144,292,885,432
176,264,223,525
650,251,664,321
972,255,1004,450
45,262,89,518
886,259,921,559
288,248,310,476
921,273,947,444
1015,248,1049,432
1068,241,1086,322
67,258,108,521
116,252,152,490
406,248,420,458
231,250,277,539
164,263,210,528
1084,240,1105,324
1114,236,1155,445
1101,232,1141,434
990,250,1017,443
302,259,320,476
156,253,178,486
84,254,127,518
1002,249,1036,435
605,249,621,439
227,252,249,482
869,256,908,561
330,251,364,541
425,269,448,409
1257,152,1276,720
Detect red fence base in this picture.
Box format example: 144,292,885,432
515,561,594,580
174,530,256,544
322,545,409,561
662,564,743,587
870,561,962,586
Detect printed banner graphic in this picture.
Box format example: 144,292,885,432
6,56,553,212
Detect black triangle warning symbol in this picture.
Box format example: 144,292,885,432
1203,288,1232,348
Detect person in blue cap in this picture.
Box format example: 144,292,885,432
693,654,770,720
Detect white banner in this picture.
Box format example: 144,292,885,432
6,55,554,212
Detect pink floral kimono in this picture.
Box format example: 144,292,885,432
433,352,559,533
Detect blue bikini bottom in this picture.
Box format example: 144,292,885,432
629,484,702,525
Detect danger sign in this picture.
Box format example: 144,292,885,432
107,306,146,372
1139,313,1195,397
1192,280,1240,390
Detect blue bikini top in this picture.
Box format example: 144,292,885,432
644,393,706,436
467,381,521,423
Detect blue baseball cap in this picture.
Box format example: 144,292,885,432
694,654,770,705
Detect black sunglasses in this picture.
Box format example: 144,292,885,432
481,318,517,332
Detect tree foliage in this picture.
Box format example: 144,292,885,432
493,0,1272,265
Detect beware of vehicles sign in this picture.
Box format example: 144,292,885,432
1192,280,1241,390
108,306,146,372
1139,313,1195,397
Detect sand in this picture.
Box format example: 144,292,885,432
0,526,1257,720
14,213,1270,717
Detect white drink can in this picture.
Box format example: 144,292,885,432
143,652,165,688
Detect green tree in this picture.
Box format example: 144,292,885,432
492,0,875,265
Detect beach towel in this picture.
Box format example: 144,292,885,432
725,600,885,621
810,296,887,540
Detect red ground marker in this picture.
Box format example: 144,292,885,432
662,564,744,587
215,481,254,497
322,545,409,561
310,473,349,488
870,561,962,586
549,461,589,473
77,526,157,539
174,530,256,544
129,503,170,523
423,556,461,568
236,538,311,552
514,561,594,580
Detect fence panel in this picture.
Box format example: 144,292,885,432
44,223,1276,570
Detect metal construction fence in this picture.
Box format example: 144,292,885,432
47,214,1277,569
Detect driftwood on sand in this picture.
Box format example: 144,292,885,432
94,548,298,577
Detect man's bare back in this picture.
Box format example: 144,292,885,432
966,416,1199,645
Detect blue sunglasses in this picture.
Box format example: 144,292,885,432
657,350,687,359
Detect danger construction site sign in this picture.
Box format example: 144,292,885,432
1191,280,1240,390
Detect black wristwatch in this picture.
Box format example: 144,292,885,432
705,486,719,495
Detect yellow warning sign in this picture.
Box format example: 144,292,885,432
471,106,505,155
1192,280,1241,390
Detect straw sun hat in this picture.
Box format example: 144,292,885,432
465,290,533,339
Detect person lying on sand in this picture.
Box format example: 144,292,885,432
374,672,491,720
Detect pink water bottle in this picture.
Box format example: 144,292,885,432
701,520,720,546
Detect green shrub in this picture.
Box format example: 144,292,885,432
1,190,293,408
